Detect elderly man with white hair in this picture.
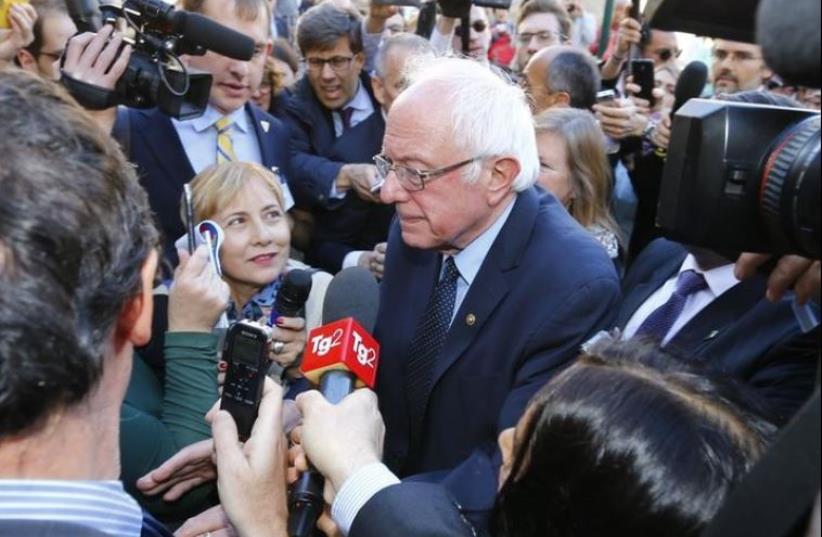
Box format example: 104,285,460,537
194,55,619,537
334,56,620,528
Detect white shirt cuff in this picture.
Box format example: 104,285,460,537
331,463,400,536
342,250,367,269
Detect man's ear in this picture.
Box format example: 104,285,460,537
115,250,159,351
487,156,520,206
16,49,38,73
550,91,571,108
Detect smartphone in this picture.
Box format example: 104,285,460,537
596,89,617,104
630,59,656,106
182,184,195,254
220,321,271,441
0,0,28,30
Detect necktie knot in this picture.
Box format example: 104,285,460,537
675,269,708,297
339,107,354,131
441,256,460,285
215,117,233,135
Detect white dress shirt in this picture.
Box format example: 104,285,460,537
622,254,740,345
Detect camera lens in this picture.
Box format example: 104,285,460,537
760,115,821,259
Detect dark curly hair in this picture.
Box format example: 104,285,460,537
0,70,159,436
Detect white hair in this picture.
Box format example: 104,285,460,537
401,57,539,192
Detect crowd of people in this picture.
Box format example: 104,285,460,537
0,0,820,535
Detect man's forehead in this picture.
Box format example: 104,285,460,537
714,39,761,53
518,12,560,33
304,37,355,58
201,0,269,41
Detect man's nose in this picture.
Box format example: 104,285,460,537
320,62,336,80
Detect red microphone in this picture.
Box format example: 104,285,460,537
289,267,380,537
301,317,379,400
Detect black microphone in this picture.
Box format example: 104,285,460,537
757,0,820,88
288,267,380,537
671,60,708,118
172,10,255,61
272,269,313,319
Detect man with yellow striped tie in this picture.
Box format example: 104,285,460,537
63,0,295,272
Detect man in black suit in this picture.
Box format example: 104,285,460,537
617,238,818,423
283,3,395,274
0,68,170,537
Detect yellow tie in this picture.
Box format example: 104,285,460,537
215,117,237,164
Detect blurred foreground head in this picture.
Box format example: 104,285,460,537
0,70,158,453
495,338,776,537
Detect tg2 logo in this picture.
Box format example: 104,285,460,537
352,330,376,368
310,328,342,356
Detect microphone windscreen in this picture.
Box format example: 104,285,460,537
275,269,313,318
757,0,820,88
321,267,379,331
173,11,255,61
672,61,709,115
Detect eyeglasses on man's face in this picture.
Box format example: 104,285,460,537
303,55,355,73
516,30,566,46
372,154,484,191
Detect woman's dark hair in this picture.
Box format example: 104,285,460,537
494,339,776,537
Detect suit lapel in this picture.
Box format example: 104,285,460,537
430,189,539,388
138,109,194,183
247,104,276,168
617,252,686,330
668,275,766,356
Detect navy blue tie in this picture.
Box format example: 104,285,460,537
406,257,460,445
339,107,354,131
635,269,708,342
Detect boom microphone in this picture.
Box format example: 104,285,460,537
288,267,380,537
172,10,255,61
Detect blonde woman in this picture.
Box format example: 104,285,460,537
534,107,623,261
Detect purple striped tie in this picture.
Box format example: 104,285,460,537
635,269,708,342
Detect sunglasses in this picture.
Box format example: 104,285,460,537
654,48,681,62
454,20,488,37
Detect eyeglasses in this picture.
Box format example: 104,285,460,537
653,48,681,62
711,49,762,63
372,154,483,191
454,20,488,37
515,30,566,46
303,55,355,73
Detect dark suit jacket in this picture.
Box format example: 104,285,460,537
618,239,818,423
119,104,291,266
375,188,621,519
350,483,484,537
282,74,394,272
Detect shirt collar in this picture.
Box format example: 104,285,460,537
680,254,740,298
178,104,251,134
0,479,143,537
448,198,515,286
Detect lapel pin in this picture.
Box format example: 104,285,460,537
261,120,270,133
465,313,476,326
704,330,720,341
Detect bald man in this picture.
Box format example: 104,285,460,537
522,45,600,112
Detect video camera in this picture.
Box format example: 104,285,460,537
63,0,255,119
646,0,820,259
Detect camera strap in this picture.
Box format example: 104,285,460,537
60,72,119,110
702,381,821,537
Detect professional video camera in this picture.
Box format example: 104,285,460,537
63,0,255,119
645,0,820,259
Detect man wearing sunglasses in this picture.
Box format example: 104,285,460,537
371,56,619,527
283,2,396,274
13,0,75,80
